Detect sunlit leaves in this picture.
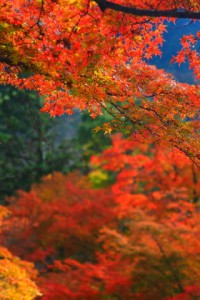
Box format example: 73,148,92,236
0,206,40,300
0,247,40,300
0,0,199,162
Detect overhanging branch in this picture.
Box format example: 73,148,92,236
94,0,200,20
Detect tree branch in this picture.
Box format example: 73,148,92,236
94,0,200,20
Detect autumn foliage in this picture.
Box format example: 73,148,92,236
1,0,200,299
0,0,200,163
0,206,40,300
3,172,116,263
0,135,199,299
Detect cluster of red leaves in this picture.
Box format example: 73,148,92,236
0,0,200,163
0,0,168,114
172,32,200,79
92,134,200,211
1,135,200,299
3,172,116,264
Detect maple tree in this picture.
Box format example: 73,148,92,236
1,1,200,298
91,134,200,299
3,172,116,264
0,0,199,163
1,135,200,299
